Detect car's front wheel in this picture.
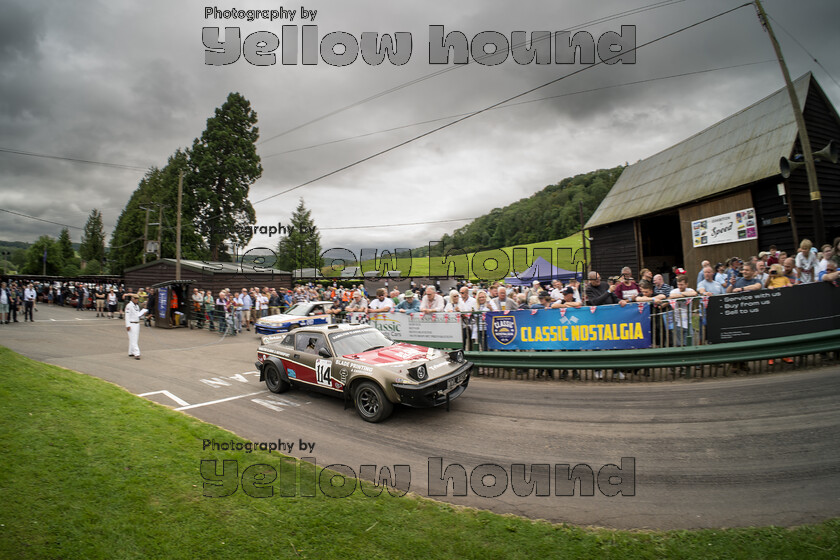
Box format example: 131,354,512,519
264,362,290,393
353,381,393,423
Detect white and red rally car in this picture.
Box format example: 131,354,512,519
255,323,471,422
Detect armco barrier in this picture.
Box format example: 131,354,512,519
464,329,840,381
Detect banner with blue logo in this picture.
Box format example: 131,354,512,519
157,286,169,320
487,304,651,350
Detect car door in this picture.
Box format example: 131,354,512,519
294,331,341,392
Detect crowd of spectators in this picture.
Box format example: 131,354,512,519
4,240,838,375
0,280,129,324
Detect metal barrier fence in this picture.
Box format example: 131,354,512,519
180,299,839,381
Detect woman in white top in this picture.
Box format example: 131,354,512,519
444,290,470,313
106,289,118,318
471,290,497,350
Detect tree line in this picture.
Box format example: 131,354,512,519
407,166,623,258
9,92,263,277
108,92,261,275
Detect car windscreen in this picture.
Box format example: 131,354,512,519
283,303,310,316
329,328,394,357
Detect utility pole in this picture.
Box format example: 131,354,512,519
753,0,824,245
156,206,163,260
176,171,183,280
142,206,151,264
579,201,589,281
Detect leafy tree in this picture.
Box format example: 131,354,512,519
80,209,106,265
84,260,101,275
189,92,261,260
58,228,75,262
275,198,321,273
22,236,63,275
62,263,80,277
109,150,206,275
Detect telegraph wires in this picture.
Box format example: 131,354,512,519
256,0,687,146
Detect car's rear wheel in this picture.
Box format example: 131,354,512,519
264,362,290,393
353,381,393,423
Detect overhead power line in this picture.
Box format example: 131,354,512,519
0,147,149,172
257,0,686,146
250,2,754,208
262,60,774,159
767,14,840,90
0,208,84,230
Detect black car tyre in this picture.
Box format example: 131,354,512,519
354,381,393,423
264,362,290,393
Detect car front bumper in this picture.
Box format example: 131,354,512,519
254,324,290,335
391,362,472,408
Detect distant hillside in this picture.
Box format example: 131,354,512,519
0,241,33,251
0,240,81,252
411,165,623,258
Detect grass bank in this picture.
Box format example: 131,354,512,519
0,346,837,559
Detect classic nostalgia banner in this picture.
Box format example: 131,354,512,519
486,305,651,350
692,207,757,248
346,311,464,346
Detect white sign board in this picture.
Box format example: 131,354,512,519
692,207,758,248
346,312,464,346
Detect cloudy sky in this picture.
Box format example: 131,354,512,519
1,0,838,259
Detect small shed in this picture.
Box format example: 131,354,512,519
152,279,194,328
124,258,292,296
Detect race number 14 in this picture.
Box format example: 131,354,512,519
315,359,331,387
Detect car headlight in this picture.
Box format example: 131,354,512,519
448,349,465,363
409,364,428,382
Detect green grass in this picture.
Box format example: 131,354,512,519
324,233,587,280
0,346,838,559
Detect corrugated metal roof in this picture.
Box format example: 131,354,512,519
585,73,812,229
125,258,290,275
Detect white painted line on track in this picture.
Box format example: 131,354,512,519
174,390,268,411
138,390,191,407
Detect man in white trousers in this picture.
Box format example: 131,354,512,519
125,294,148,359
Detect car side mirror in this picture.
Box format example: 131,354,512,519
318,347,332,358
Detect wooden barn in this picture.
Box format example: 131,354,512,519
123,258,292,294
585,73,840,285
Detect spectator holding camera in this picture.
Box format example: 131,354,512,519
585,271,620,306
765,263,792,289
727,262,762,293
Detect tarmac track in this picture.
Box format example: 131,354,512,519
3,304,839,530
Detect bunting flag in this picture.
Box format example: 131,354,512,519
637,302,645,314
503,310,510,315
560,308,566,318
443,314,449,323
702,296,710,309
589,306,597,314
530,309,538,315
482,313,487,323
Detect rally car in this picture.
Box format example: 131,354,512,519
253,301,334,334
255,324,471,422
